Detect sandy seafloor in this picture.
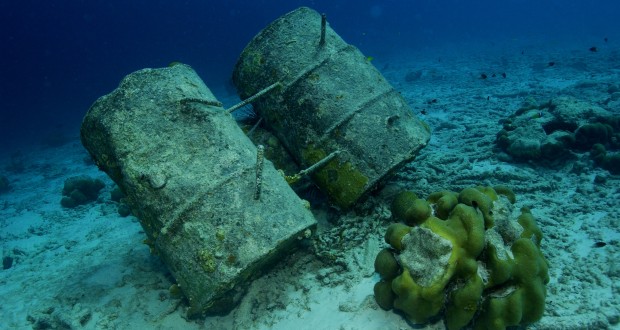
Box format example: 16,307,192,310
1,39,619,329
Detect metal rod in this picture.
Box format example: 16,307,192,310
254,145,265,200
319,13,327,47
226,82,281,114
285,150,340,184
299,150,339,177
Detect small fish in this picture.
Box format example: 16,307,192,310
366,56,374,62
589,46,598,52
480,73,488,79
593,241,607,248
492,73,497,78
532,111,543,119
420,109,427,115
427,99,438,104
548,61,555,67
604,37,608,43
501,72,506,78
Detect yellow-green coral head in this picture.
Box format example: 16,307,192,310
458,187,495,228
384,223,411,251
391,191,418,221
375,186,548,330
374,281,396,310
405,199,432,226
375,248,401,280
427,190,459,219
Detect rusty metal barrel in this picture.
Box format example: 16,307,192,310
80,63,316,317
232,7,430,209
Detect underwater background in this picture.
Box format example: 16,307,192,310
1,0,618,148
1,1,620,329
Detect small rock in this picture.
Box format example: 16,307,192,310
594,174,607,184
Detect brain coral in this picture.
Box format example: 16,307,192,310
495,96,620,172
375,186,549,330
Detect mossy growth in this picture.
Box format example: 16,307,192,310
197,249,217,273
215,228,226,241
233,50,268,98
301,145,368,209
375,186,549,330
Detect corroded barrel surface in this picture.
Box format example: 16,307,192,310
233,7,430,208
81,64,316,317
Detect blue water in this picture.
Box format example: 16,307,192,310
1,0,618,148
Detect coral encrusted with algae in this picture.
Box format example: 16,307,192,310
374,186,549,330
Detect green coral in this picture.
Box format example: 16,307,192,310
374,248,400,280
458,187,496,228
391,191,418,221
392,268,445,322
374,280,396,310
493,185,516,204
384,223,411,251
406,199,432,226
60,175,105,208
475,238,549,330
574,122,614,150
375,186,549,330
517,207,543,244
591,143,620,174
427,190,459,219
445,273,484,330
394,190,458,223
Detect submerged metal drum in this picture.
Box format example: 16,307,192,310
80,64,316,317
233,7,430,209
